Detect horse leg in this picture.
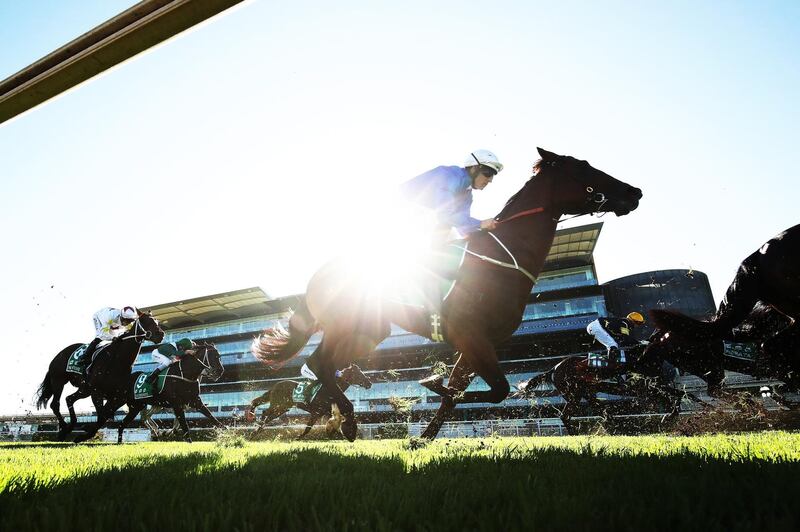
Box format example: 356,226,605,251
448,335,510,406
716,251,761,329
559,396,579,435
189,397,225,430
245,391,270,423
118,404,144,444
61,387,92,440
253,404,287,436
297,415,320,440
318,334,377,442
48,382,67,435
421,354,475,440
174,406,191,442
75,397,123,443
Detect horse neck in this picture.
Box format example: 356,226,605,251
177,357,203,381
488,172,562,282
490,211,559,282
337,378,351,392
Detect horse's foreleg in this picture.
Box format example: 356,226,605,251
190,398,225,429
448,337,510,405
421,354,474,440
74,397,122,443
297,415,320,440
245,391,271,422
174,406,191,442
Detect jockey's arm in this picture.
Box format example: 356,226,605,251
440,195,481,236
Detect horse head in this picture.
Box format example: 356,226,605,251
134,311,165,344
342,363,372,389
193,341,224,382
537,148,642,217
498,148,642,222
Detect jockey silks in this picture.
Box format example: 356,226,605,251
399,166,481,236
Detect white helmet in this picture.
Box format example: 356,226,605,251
121,306,138,320
464,149,503,174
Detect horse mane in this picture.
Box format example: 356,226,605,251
494,158,545,221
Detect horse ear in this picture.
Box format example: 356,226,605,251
537,147,559,160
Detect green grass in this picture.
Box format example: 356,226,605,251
1,432,799,531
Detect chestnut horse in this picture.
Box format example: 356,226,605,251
253,148,642,441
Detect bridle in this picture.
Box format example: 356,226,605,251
495,161,610,226
122,316,158,342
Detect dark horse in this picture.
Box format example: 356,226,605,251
244,363,372,439
115,340,226,443
651,224,800,358
516,342,684,433
252,148,642,441
35,311,164,441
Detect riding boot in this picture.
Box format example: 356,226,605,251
145,369,161,388
82,337,101,364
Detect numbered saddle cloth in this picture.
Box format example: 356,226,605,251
133,372,169,400
292,380,323,405
66,342,111,375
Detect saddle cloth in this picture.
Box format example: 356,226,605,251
292,380,323,405
66,342,112,375
133,372,169,400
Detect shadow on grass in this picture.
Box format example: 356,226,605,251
2,446,798,531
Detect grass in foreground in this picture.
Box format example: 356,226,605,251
1,432,799,531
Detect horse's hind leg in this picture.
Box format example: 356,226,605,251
49,382,67,436
61,387,92,440
319,334,378,442
421,354,474,440
118,404,144,444
716,251,761,329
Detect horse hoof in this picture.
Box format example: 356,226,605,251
341,415,358,442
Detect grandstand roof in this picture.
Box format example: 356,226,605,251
544,222,603,266
142,287,298,330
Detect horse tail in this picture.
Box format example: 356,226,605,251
251,299,318,365
35,371,53,410
714,250,761,332
517,368,554,396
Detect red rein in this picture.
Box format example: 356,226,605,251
496,207,544,225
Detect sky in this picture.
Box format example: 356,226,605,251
0,0,798,415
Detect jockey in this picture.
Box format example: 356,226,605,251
81,306,138,364
145,338,195,386
586,312,646,368
399,149,504,244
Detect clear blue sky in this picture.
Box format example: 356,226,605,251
1,0,798,415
